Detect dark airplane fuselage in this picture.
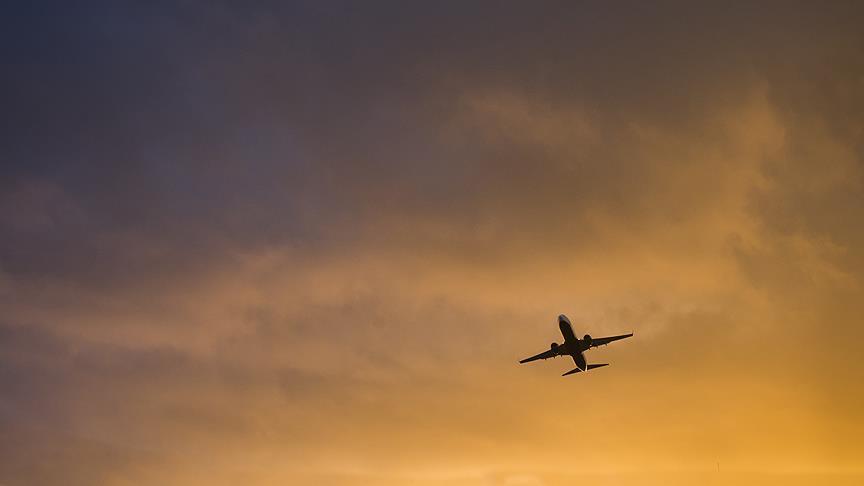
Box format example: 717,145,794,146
557,315,588,370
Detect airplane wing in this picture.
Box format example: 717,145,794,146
589,333,634,348
519,348,557,364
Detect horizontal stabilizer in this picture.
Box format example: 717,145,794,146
562,363,609,376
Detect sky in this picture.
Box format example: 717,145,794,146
1,2,864,485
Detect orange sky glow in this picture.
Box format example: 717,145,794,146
1,2,863,485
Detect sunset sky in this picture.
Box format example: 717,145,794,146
2,2,864,485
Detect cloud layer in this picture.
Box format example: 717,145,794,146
2,2,863,484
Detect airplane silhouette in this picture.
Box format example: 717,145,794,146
519,314,633,376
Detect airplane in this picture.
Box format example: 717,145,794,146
519,314,633,376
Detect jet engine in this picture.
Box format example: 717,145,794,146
550,342,559,353
582,334,593,346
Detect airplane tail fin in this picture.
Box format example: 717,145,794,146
562,363,609,376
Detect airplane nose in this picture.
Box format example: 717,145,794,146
558,314,570,324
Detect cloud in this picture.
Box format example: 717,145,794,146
2,2,864,484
